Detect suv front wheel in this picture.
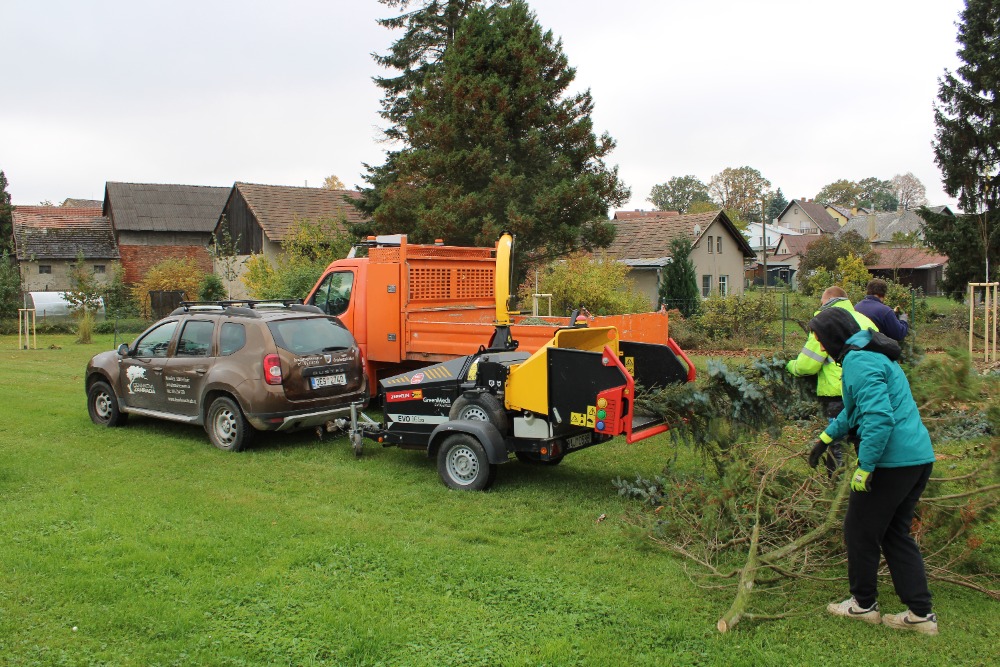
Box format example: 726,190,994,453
206,396,254,452
87,380,128,427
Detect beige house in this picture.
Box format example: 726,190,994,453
605,210,756,308
12,206,119,292
776,199,840,235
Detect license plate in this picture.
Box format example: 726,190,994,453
566,433,591,450
310,374,346,389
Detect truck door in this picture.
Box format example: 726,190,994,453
310,270,356,332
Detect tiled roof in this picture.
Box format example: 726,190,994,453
12,206,119,261
867,246,948,270
838,210,928,242
104,182,230,233
826,204,854,219
796,200,840,234
776,233,821,257
605,209,755,261
232,182,368,242
61,198,103,208
613,209,679,220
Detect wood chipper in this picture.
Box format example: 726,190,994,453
348,233,695,490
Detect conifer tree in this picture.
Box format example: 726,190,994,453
931,0,1000,283
358,0,628,270
0,171,14,254
659,237,701,317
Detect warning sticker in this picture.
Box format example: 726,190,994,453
625,356,635,376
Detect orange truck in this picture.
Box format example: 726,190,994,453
303,234,677,394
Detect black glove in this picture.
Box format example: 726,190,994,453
808,440,828,468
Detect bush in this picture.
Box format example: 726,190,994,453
95,318,151,334
0,251,23,319
198,273,227,301
133,258,205,317
76,310,95,344
515,252,651,316
699,292,780,341
104,264,140,319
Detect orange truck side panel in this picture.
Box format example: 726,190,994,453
305,238,670,393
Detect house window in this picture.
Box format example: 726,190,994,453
719,275,729,296
39,265,52,274
702,275,712,297
707,236,713,254
93,265,106,274
717,237,722,253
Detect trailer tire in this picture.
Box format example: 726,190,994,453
437,433,496,491
449,393,508,436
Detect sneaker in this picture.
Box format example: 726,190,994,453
827,597,881,624
882,609,939,635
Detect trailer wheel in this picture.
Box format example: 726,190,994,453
449,393,508,436
437,433,496,491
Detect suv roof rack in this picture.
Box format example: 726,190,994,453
171,299,324,317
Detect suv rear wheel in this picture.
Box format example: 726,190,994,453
206,396,254,452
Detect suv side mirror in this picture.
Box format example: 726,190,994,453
117,343,130,356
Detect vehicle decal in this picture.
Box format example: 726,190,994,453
125,365,156,395
165,375,191,398
386,413,449,424
295,353,351,367
386,389,423,402
570,406,596,428
422,366,453,379
410,372,425,384
421,396,452,407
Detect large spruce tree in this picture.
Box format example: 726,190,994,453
357,0,628,267
931,0,1000,285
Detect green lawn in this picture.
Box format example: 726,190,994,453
0,335,996,666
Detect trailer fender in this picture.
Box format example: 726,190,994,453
427,420,509,465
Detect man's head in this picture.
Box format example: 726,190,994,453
867,279,888,300
820,285,848,306
809,306,861,362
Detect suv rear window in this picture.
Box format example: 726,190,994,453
268,317,355,355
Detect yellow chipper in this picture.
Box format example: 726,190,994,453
351,233,695,490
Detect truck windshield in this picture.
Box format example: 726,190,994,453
311,271,354,316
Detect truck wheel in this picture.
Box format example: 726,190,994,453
515,451,564,466
449,393,508,436
88,380,128,427
206,396,254,452
437,433,496,491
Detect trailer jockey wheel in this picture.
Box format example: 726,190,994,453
449,393,509,436
437,433,497,491
351,430,364,458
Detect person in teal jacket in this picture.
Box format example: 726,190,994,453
786,286,877,472
809,306,938,635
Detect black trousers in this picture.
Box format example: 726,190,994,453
844,463,934,615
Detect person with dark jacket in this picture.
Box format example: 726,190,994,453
787,287,877,472
809,306,938,635
855,279,909,341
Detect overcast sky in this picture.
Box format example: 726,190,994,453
1,0,967,213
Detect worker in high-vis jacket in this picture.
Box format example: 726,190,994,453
785,286,878,472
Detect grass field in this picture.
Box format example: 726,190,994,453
0,334,996,666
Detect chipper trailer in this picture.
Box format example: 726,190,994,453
347,233,696,490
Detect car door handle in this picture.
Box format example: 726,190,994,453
194,368,208,375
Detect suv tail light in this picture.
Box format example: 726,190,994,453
263,354,282,385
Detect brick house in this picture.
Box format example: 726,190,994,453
103,182,230,284
12,206,119,292
604,209,756,308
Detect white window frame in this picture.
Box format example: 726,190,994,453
718,275,728,296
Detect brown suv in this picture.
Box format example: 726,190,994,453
85,301,367,451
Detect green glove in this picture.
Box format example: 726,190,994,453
850,468,872,492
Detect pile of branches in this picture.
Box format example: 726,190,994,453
617,355,1000,632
